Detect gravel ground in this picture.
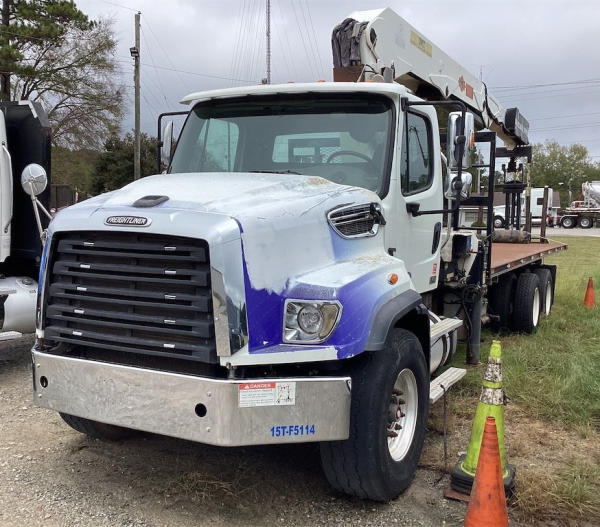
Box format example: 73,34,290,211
1,337,512,527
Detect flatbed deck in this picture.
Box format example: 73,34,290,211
490,241,567,279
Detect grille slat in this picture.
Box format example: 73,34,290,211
46,304,212,333
44,231,217,363
45,327,214,357
49,290,208,313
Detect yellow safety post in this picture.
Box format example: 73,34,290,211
450,340,515,495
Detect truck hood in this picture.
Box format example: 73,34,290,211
63,172,381,294
89,171,374,218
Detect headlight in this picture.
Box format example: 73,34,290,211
284,300,342,343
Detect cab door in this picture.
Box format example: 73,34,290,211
386,104,443,293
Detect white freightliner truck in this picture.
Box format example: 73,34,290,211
560,181,600,228
0,102,52,343
32,8,566,501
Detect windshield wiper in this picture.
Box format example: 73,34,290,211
250,169,303,175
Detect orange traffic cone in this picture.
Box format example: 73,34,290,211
464,417,509,527
584,277,595,308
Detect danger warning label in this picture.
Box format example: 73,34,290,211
238,381,296,408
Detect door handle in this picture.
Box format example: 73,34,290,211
432,222,441,253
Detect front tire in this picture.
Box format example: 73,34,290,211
60,413,136,441
561,216,577,229
493,215,506,229
320,329,429,501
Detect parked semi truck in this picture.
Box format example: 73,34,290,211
0,102,52,342
560,181,600,228
32,8,566,501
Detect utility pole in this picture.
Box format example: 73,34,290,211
266,0,271,84
131,11,141,180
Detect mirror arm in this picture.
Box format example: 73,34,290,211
36,198,53,220
406,198,460,217
28,182,45,241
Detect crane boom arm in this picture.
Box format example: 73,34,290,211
332,8,529,149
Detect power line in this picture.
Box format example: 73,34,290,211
297,0,322,78
96,0,140,13
141,14,190,93
272,0,299,81
116,58,253,83
303,0,325,78
531,122,600,133
140,27,168,105
491,78,600,91
497,85,600,103
289,0,317,78
229,0,248,86
529,111,600,122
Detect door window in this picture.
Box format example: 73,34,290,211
400,112,432,195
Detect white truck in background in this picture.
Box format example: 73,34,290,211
560,181,600,228
0,102,52,342
492,187,557,229
32,7,566,501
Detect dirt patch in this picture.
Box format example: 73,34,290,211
4,337,592,526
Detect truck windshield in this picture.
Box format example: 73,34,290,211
169,94,394,195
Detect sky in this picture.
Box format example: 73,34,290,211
76,0,600,163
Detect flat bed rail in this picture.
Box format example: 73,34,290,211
490,241,567,279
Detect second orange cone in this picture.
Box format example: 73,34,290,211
464,417,509,527
584,277,595,308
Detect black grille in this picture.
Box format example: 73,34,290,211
44,231,217,363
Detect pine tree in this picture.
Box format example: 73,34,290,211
0,0,123,148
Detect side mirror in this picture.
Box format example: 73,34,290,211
447,111,475,171
161,121,174,168
445,172,473,201
21,163,48,196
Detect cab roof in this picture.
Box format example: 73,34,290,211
180,81,411,105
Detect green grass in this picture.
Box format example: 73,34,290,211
446,237,600,523
453,236,600,429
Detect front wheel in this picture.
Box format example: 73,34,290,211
561,216,577,229
60,413,137,441
320,329,429,501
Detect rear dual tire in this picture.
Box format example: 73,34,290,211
533,268,553,316
512,273,541,333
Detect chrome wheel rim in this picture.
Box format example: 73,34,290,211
387,368,418,462
532,288,540,327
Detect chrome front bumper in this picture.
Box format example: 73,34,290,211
32,351,351,446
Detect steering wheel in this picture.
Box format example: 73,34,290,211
326,150,373,165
